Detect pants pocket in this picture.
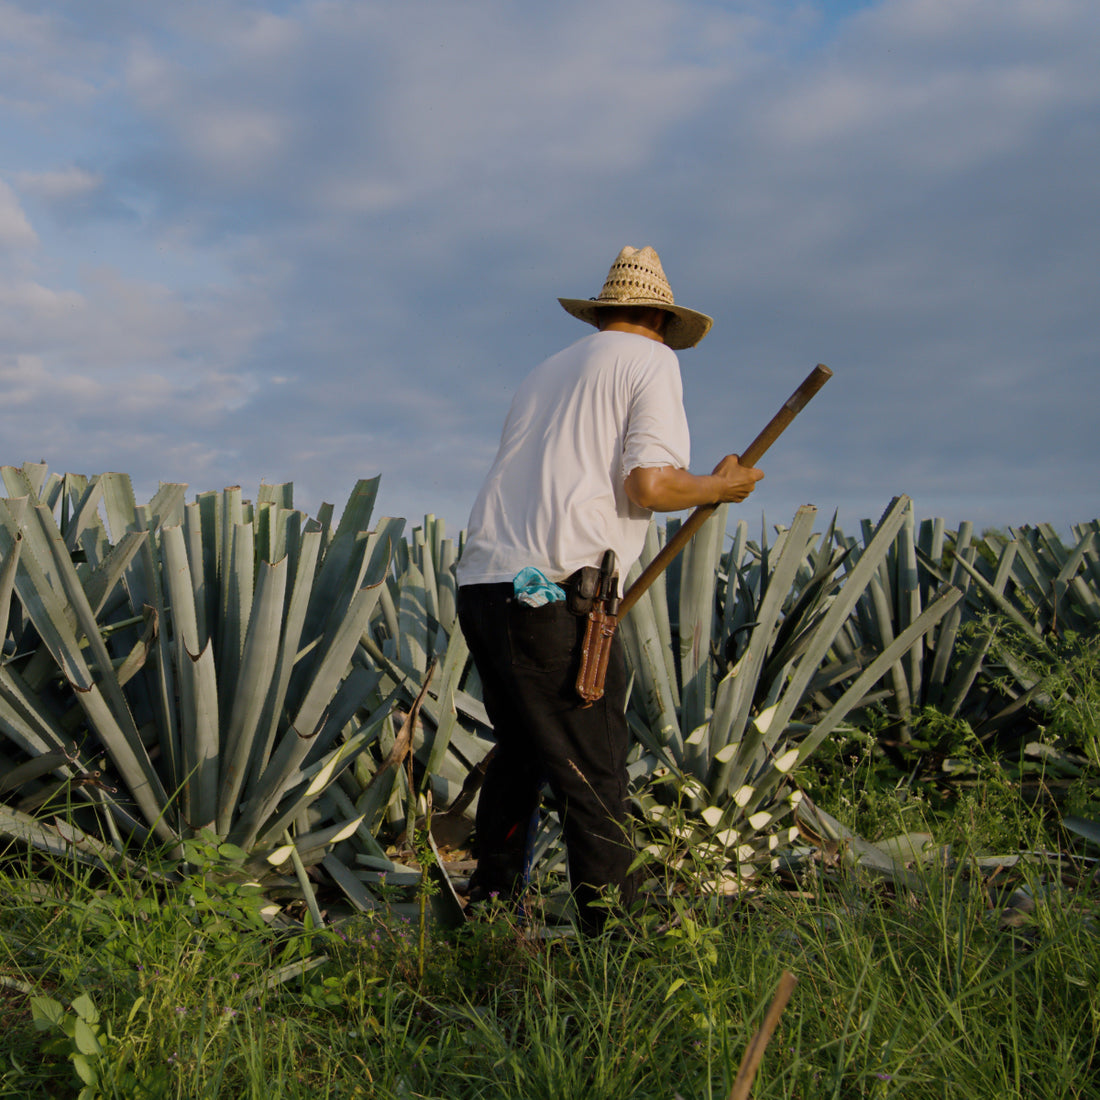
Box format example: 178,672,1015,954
506,600,583,672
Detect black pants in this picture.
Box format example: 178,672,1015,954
457,582,635,932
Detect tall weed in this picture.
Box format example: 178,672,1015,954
3,820,1096,1099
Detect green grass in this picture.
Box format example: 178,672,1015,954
1,805,1097,1100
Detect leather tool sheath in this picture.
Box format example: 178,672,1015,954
575,550,619,705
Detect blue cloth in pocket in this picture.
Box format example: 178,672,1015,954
512,566,567,607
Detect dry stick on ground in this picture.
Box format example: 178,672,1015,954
726,970,798,1100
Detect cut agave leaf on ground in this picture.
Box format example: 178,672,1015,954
1062,816,1100,849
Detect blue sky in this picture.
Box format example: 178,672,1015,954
2,0,1097,540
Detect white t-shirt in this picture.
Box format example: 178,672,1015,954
457,330,691,590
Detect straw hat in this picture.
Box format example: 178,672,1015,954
558,245,713,350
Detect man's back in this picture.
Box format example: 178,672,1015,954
457,329,690,587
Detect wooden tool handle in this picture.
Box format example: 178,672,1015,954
740,363,833,466
616,364,832,621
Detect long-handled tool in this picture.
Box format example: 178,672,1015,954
576,363,833,704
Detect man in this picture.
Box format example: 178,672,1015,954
456,246,763,932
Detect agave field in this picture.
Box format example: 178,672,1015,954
1,461,1096,907
1,460,1097,1098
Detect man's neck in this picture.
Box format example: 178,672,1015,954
598,319,666,343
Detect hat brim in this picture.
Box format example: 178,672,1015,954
557,297,713,350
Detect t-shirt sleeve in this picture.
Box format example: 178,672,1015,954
621,354,692,476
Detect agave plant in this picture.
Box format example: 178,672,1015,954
0,464,406,902
904,518,1100,756
353,512,492,822
977,521,1100,639
0,464,499,921
817,512,1004,743
619,496,963,888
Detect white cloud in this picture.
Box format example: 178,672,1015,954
755,5,1095,176
183,107,291,179
113,0,731,220
0,353,50,406
122,41,181,114
14,165,103,201
0,2,108,110
219,8,300,58
0,179,37,249
316,177,406,215
0,278,81,321
864,0,1095,46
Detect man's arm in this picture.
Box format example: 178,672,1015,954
623,454,764,512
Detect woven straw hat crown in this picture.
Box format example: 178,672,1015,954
558,245,713,350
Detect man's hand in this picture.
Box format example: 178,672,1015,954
624,456,764,512
709,454,765,502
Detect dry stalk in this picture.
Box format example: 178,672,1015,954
726,970,798,1100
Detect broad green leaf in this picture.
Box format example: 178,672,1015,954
230,581,386,849
420,625,470,784
218,521,254,717
679,501,727,745
396,561,429,673
179,641,219,831
0,528,22,643
217,557,289,833
30,996,65,1030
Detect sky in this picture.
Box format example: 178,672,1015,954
1,0,1097,544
